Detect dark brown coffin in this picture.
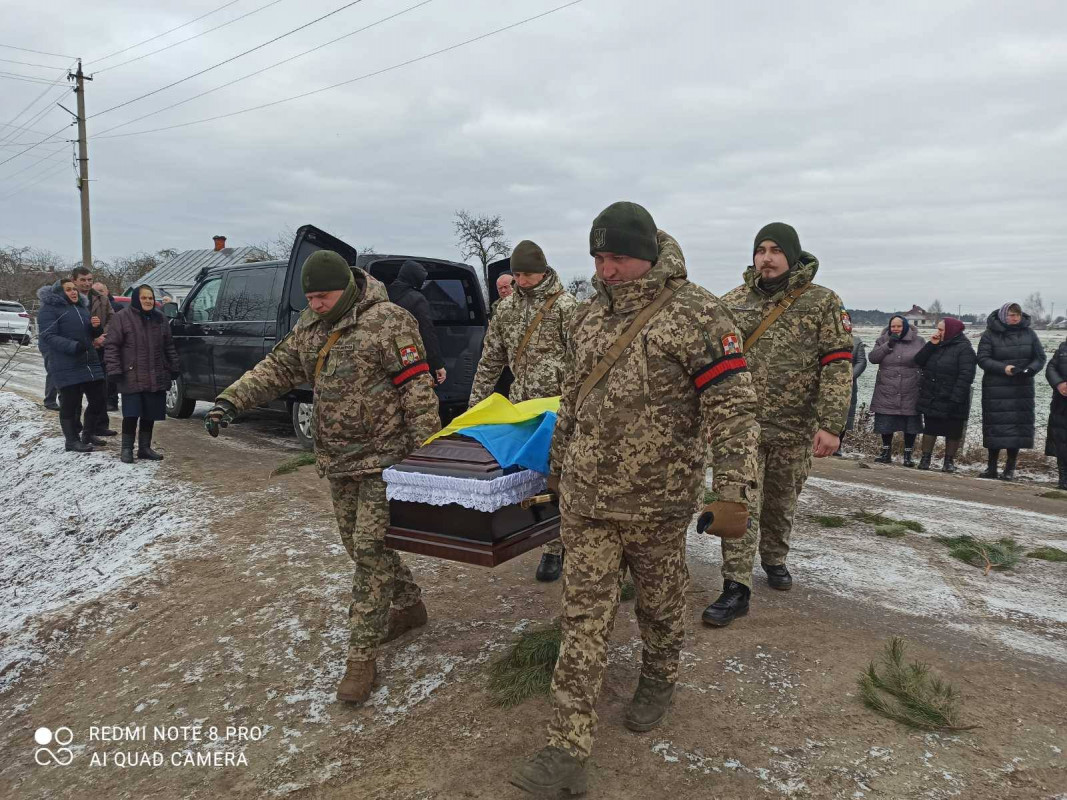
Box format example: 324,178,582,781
385,437,560,567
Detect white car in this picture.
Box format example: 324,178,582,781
0,300,32,345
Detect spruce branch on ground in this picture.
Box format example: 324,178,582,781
1027,546,1067,563
487,623,561,708
270,452,316,477
938,535,1024,574
858,637,977,732
814,514,847,528
852,510,925,532
874,523,908,538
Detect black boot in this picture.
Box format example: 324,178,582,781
61,419,93,453
137,422,164,460
120,433,135,464
1059,459,1067,490
942,457,957,474
535,552,563,582
701,580,750,627
978,449,999,479
875,446,891,464
999,451,1017,482
762,562,792,590
917,452,932,470
902,448,916,468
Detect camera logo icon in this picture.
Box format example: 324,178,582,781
34,726,74,766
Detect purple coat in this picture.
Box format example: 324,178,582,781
103,304,180,394
868,325,925,416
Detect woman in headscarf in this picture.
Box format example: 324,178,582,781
868,314,925,466
976,302,1046,481
914,317,977,472
104,284,181,463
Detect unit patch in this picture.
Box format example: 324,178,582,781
398,342,420,366
840,308,853,333
721,333,742,356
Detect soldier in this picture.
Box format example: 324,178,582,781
703,223,853,628
511,202,760,797
469,240,578,583
203,250,440,704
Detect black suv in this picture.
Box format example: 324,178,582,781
164,225,490,447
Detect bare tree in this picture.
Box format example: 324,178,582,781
927,299,945,321
453,210,510,285
1023,291,1050,328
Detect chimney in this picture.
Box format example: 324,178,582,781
212,235,227,252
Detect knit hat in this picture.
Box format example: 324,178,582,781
942,317,965,340
510,240,548,274
301,250,352,293
753,222,801,268
589,202,659,262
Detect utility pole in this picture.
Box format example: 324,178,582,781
69,60,92,270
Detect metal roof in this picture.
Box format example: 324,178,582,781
132,247,269,293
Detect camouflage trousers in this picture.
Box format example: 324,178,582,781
547,511,689,760
542,538,564,557
329,475,422,662
721,440,813,588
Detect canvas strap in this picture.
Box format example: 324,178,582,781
743,283,813,352
575,278,685,410
513,290,564,367
314,330,344,381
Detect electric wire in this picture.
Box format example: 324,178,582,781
0,124,72,168
0,62,75,146
88,0,244,66
0,55,68,70
0,157,71,201
0,145,69,182
0,70,60,86
0,43,75,60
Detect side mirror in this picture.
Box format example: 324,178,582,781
163,302,179,319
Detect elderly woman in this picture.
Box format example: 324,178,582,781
1044,336,1067,489
977,302,1046,481
914,318,977,472
104,284,181,464
868,315,926,466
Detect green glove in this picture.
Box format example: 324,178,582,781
205,400,237,438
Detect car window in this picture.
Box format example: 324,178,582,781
424,278,475,323
0,301,25,313
216,267,281,322
187,277,222,323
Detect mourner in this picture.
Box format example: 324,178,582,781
469,240,578,583
707,222,853,626
511,202,760,797
203,250,440,705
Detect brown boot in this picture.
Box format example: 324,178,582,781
336,659,376,704
381,600,428,644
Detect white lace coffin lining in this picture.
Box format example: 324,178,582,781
382,467,547,513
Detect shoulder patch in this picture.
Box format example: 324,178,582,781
397,339,420,366
840,308,853,333
721,333,742,355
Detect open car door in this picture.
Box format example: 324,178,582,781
486,256,512,309
281,225,360,326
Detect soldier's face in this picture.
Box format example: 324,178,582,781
753,240,789,279
306,289,345,315
496,276,515,298
513,271,544,290
593,252,652,285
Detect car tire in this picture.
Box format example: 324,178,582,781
166,375,196,418
20,334,31,346
292,400,314,451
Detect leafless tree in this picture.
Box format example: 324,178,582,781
927,299,945,320
1023,291,1050,328
453,210,510,285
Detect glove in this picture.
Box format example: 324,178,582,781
697,501,749,539
546,474,560,493
205,400,237,438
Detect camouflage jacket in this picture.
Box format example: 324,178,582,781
469,268,578,406
550,231,760,523
217,269,440,479
721,253,853,445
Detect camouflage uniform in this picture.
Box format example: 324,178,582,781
217,269,440,660
719,253,853,587
546,231,760,760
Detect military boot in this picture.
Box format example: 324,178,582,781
917,452,932,470
902,448,916,468
874,446,891,464
999,451,1017,482
535,552,563,583
510,746,587,797
336,659,376,704
624,675,675,732
381,600,427,644
701,580,750,627
762,562,792,590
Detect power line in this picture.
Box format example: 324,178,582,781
0,55,68,70
0,43,75,60
0,124,71,168
97,0,585,141
0,70,60,86
88,0,244,66
91,0,287,75
0,92,71,148
0,144,69,182
0,157,72,202
0,62,74,146
94,0,434,138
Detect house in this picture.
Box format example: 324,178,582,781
133,236,268,304
895,304,937,329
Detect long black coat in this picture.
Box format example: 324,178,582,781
913,332,977,420
386,260,444,372
977,310,1046,449
1045,339,1067,459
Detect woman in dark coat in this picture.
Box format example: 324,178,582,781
36,278,106,452
835,336,866,456
913,317,977,473
868,315,925,466
976,302,1047,481
386,260,445,385
1045,337,1067,489
103,284,181,463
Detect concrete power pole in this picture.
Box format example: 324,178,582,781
70,60,93,270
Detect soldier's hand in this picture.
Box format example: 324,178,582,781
205,400,237,438
813,429,840,458
697,501,748,539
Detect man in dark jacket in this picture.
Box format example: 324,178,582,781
386,260,446,385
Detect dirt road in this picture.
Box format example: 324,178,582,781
0,378,1065,799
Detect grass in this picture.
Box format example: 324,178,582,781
858,637,977,732
938,534,1024,574
852,511,925,532
875,523,909,538
1038,490,1067,500
270,452,316,477
814,514,847,528
703,489,720,505
487,623,561,708
1027,546,1067,563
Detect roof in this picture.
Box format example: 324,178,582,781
133,247,268,292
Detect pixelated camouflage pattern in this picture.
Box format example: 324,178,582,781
720,441,813,588
217,269,440,478
550,231,761,522
547,510,689,760
330,475,422,661
469,267,578,406
721,253,853,445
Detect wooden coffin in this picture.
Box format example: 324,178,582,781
385,437,560,567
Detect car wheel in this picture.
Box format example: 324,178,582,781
292,400,314,451
166,375,196,418
20,334,31,346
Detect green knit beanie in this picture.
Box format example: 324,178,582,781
301,249,352,293
753,222,801,268
511,240,548,273
589,201,658,262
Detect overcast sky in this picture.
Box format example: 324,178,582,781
1,0,1065,315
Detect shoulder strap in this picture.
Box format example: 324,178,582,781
575,278,685,410
314,329,345,381
514,290,564,367
743,283,813,353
